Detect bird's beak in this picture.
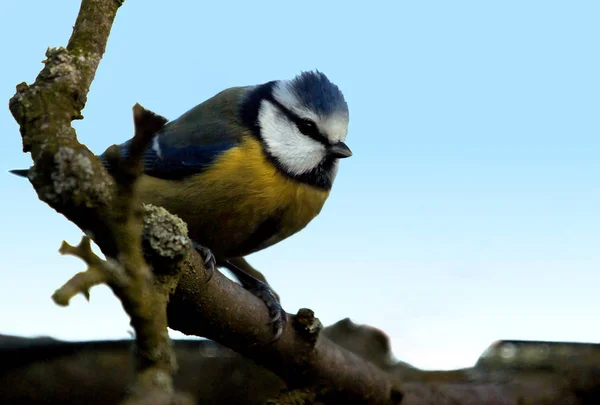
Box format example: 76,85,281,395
328,142,353,159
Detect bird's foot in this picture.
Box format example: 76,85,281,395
192,241,216,281
250,280,288,342
223,259,287,341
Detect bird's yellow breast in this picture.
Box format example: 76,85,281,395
137,135,330,257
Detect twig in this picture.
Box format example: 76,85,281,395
52,236,124,305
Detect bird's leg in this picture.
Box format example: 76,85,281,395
224,257,280,302
224,258,287,342
191,241,217,281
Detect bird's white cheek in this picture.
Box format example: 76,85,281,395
264,133,326,175
258,102,326,175
274,143,326,175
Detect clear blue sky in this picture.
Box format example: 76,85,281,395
1,0,598,370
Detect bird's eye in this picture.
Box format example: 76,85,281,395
296,119,319,137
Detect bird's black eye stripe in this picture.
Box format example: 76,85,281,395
265,94,330,145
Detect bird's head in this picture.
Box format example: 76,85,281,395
241,71,351,189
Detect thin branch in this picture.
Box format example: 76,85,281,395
52,236,122,305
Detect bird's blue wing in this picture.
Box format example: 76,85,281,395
98,87,250,180
99,134,237,180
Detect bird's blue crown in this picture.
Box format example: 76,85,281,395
288,71,348,117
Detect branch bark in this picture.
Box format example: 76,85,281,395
9,1,402,404
168,250,403,404
10,0,120,256
9,1,190,404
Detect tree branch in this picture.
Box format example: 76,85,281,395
167,246,403,404
9,0,121,256
9,1,191,403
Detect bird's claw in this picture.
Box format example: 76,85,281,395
192,242,216,282
251,281,287,342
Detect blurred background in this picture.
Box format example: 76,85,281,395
1,0,598,370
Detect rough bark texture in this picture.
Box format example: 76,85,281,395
10,0,120,255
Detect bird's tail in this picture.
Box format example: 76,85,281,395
9,169,30,178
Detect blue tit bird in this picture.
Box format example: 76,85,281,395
11,70,351,340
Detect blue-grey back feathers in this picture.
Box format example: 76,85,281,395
289,71,348,117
